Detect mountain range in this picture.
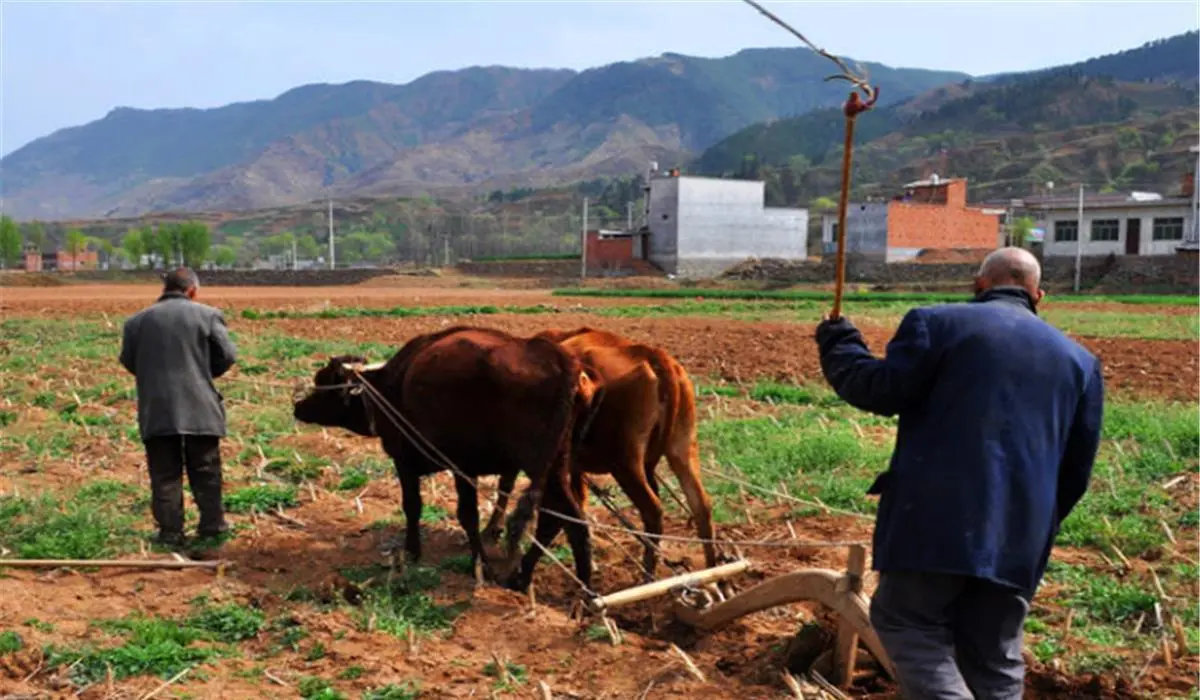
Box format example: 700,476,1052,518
1,31,1197,221
695,32,1199,203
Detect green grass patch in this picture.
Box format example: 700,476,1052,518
224,485,299,514
363,683,421,700
0,631,24,655
185,598,265,643
47,614,229,685
298,676,347,700
0,485,141,560
337,468,371,492
552,287,1197,306
345,565,466,638
700,408,891,515
484,658,528,691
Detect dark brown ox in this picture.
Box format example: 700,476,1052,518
484,327,718,580
292,325,604,592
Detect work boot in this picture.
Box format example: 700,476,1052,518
152,531,186,549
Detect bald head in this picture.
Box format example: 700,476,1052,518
975,247,1043,299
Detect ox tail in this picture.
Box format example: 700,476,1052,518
640,347,678,481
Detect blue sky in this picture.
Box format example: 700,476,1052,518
1,1,1196,157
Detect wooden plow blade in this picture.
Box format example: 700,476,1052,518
669,545,896,687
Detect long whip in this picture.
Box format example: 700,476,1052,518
739,0,879,319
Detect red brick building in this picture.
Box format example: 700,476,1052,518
583,229,656,276
821,177,1002,261
24,247,99,272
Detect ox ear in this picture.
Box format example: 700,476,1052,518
577,367,604,403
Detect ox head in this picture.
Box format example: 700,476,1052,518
292,354,387,437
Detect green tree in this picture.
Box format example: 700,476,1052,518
1009,216,1035,247
0,215,23,268
65,229,87,269
211,245,237,268
86,236,115,265
122,228,147,268
24,221,46,252
809,196,837,212
154,224,182,267
296,234,321,260
178,221,212,267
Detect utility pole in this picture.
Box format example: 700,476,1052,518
626,201,633,232
443,235,450,268
581,197,589,281
1073,184,1084,293
327,199,335,270
291,234,298,271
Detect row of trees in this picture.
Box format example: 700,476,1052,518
120,222,212,269
0,215,97,269
0,215,214,270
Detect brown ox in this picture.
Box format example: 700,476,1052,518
292,325,603,592
484,327,718,580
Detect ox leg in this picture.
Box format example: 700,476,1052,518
666,434,719,569
555,471,594,590
398,468,423,564
611,451,664,583
483,472,516,543
507,472,592,593
453,474,495,582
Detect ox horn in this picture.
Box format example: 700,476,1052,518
341,361,387,372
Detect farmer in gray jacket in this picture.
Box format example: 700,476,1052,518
119,267,238,547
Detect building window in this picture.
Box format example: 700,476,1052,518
1152,217,1184,241
1090,219,1120,242
830,223,838,242
1054,220,1078,242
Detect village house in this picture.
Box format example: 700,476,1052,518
23,245,99,272
819,176,1002,261
1024,171,1194,258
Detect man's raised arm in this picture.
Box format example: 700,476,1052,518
815,309,938,417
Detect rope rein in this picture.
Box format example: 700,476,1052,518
349,370,870,551
736,0,878,320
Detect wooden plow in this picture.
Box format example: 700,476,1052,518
579,544,896,689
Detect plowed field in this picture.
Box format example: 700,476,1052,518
0,280,1195,699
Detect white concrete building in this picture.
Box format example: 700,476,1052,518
1027,191,1194,257
646,174,807,278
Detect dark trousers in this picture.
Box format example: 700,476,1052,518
144,435,226,537
870,572,1029,700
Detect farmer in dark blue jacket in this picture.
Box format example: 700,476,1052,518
815,247,1103,700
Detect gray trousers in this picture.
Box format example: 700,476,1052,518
870,572,1030,700
145,435,226,537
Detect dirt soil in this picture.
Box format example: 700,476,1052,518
1,282,1196,699
3,282,1194,402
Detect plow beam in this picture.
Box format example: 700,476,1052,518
585,559,751,613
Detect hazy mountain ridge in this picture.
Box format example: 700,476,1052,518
1,48,964,220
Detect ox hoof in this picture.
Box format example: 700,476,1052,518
501,571,531,594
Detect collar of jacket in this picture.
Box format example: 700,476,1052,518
971,286,1037,315
156,291,190,303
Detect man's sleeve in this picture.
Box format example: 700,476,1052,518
1056,360,1104,524
815,308,938,417
209,313,238,379
119,319,137,375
